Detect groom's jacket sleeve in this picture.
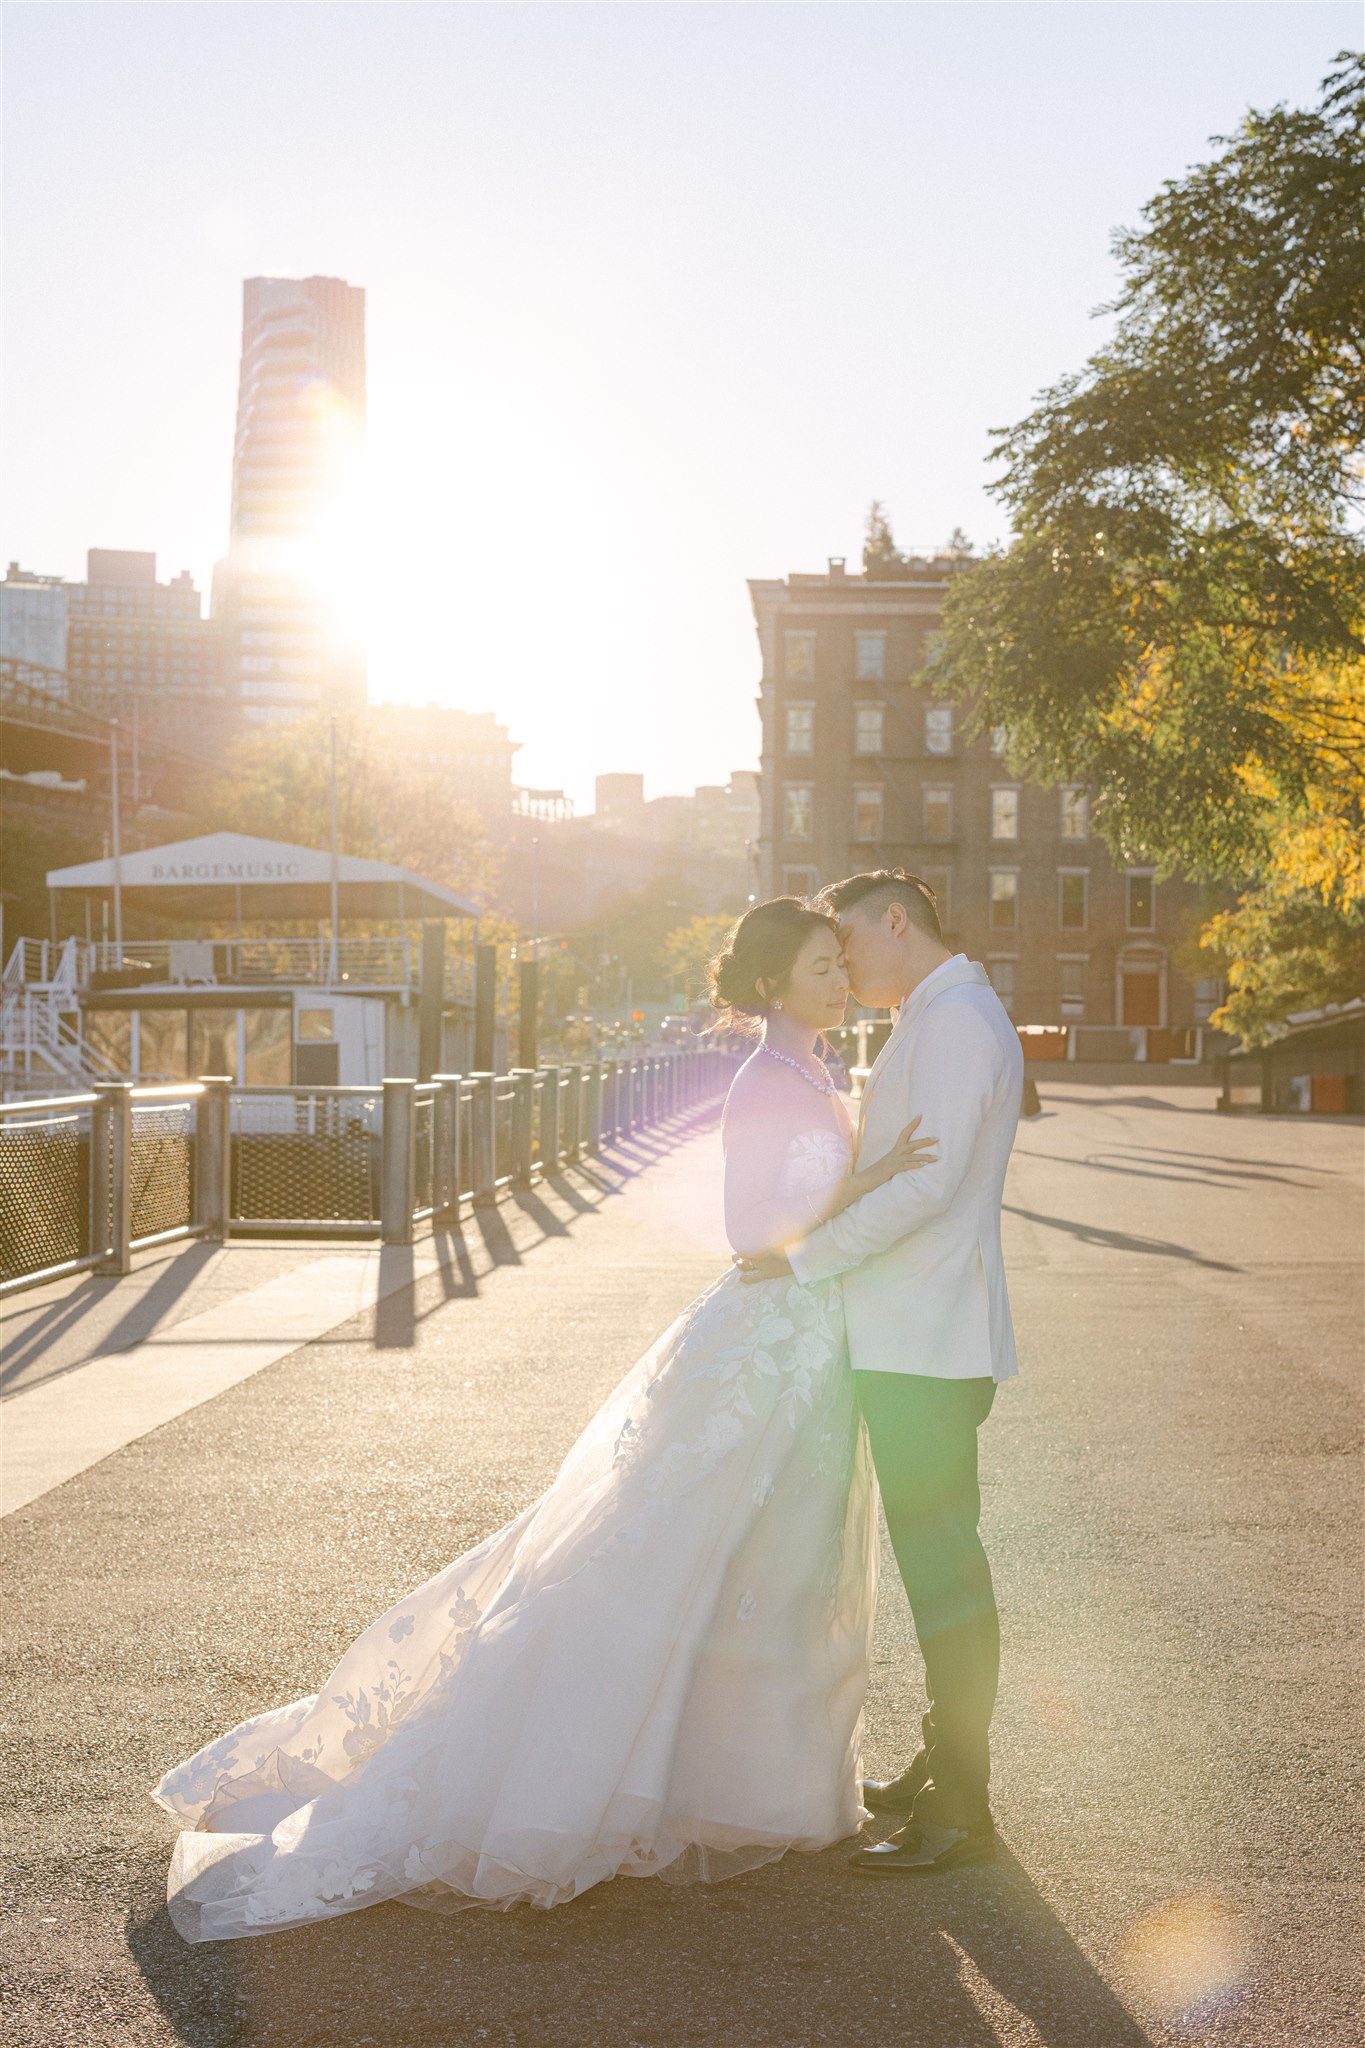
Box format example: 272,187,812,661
788,1001,1001,1286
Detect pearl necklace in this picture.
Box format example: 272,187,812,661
761,1043,835,1096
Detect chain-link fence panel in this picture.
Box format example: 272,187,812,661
231,1090,382,1226
0,1100,95,1286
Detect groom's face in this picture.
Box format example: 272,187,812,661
834,903,902,1008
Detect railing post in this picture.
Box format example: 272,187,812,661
561,1064,582,1163
583,1060,602,1156
433,1073,462,1219
510,1069,536,1187
470,1073,496,1206
194,1075,232,1242
94,1081,132,1275
540,1065,561,1175
381,1078,416,1245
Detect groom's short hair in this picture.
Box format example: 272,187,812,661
817,868,944,941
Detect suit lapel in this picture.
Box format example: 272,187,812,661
855,958,989,1143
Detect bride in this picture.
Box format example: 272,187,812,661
152,897,936,1941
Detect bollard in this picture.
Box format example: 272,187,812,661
469,1074,496,1206
510,1070,536,1186
540,1065,561,1175
194,1075,232,1242
432,1074,463,1219
381,1079,416,1245
93,1081,133,1275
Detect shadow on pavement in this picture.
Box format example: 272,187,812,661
1004,1202,1242,1272
126,1830,1152,2048
1016,1147,1319,1192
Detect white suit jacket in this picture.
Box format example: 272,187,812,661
788,955,1023,1381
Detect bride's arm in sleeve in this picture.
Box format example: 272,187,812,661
721,1074,801,1257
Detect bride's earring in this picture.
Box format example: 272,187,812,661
773,999,783,1011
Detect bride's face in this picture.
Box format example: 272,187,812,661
778,929,850,1033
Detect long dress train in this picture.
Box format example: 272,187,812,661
152,1059,876,1940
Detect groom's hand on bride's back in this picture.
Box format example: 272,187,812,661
734,1251,794,1285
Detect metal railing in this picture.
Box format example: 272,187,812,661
5,934,477,1003
0,1048,740,1294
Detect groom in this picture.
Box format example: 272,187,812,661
740,868,1022,1874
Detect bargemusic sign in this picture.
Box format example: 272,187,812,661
149,858,306,884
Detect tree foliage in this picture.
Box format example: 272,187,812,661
662,913,738,1003
194,713,501,908
932,54,1365,1038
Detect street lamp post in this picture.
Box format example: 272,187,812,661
109,720,124,966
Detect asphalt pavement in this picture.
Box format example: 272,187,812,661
2,1086,1361,2048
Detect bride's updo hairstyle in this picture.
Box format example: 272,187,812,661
707,897,838,1034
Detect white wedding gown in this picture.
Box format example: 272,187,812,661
153,1055,878,1940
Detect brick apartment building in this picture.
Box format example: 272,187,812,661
748,552,1223,1040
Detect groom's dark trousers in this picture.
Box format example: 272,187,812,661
854,1370,998,1831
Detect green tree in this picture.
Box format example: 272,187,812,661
932,54,1365,1040
195,713,501,908
662,912,738,1005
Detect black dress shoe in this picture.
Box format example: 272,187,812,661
860,1756,929,1815
849,1819,996,1876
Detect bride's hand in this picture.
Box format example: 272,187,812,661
860,1116,937,1190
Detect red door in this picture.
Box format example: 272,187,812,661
1121,969,1162,1027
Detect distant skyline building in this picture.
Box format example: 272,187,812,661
215,274,368,725
66,549,220,711
368,702,520,825
0,561,68,679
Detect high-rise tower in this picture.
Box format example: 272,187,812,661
216,275,367,725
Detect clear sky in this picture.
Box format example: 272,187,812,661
4,2,1357,809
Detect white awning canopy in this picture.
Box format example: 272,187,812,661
46,832,480,923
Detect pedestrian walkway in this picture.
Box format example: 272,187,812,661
1,1116,727,1517
3,1087,1360,2048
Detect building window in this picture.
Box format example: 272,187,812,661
989,870,1019,930
1059,870,1089,931
1127,872,1156,930
990,787,1020,841
1060,787,1089,840
853,785,884,842
1193,976,1222,1024
855,632,886,681
854,703,884,755
923,787,953,842
781,864,819,896
987,958,1016,1013
921,866,952,929
1059,957,1087,1018
925,704,954,755
784,631,816,682
785,702,814,754
783,784,813,840
990,726,1009,756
